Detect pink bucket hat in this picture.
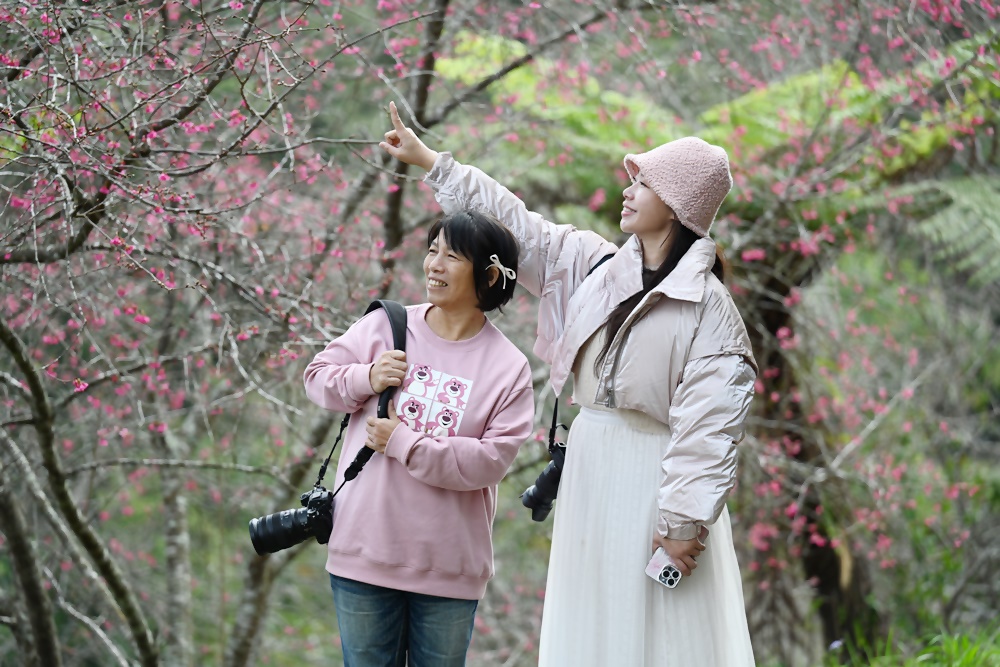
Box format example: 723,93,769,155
624,137,733,238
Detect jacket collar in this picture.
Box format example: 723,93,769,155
603,235,644,305
609,235,716,305
651,236,716,302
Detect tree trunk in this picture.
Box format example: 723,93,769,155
154,432,194,667
223,555,275,667
0,463,63,667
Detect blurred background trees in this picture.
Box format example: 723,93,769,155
1,1,998,665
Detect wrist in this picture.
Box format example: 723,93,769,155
419,150,440,172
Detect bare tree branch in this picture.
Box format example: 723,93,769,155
62,457,295,488
0,317,158,667
43,568,131,667
0,431,121,614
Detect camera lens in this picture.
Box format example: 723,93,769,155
659,567,679,588
249,507,313,555
521,458,563,522
521,485,555,522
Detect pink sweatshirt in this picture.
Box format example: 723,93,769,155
303,303,535,600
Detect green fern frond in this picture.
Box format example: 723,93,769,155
916,176,1000,287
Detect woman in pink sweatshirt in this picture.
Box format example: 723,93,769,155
303,210,535,667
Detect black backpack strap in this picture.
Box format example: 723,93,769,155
365,300,407,358
364,299,408,418
342,300,408,481
546,253,615,444
587,252,615,278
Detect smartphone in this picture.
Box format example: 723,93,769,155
645,547,683,589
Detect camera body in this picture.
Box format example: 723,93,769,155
248,485,334,556
521,441,566,522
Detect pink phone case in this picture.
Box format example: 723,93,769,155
645,547,683,588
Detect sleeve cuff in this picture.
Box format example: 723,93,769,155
423,151,453,186
657,513,700,541
346,363,376,403
384,425,419,465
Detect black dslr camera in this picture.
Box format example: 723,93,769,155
520,442,565,521
521,419,568,522
248,485,334,555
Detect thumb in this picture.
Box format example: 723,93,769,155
379,140,400,157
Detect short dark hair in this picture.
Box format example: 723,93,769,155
426,210,519,313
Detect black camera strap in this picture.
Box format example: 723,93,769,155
548,396,566,455
312,299,408,493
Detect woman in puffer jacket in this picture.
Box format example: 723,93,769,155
381,102,758,667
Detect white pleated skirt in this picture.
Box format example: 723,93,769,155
538,407,756,667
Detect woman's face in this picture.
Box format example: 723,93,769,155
423,230,479,312
620,175,675,239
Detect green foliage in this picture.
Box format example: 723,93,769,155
435,31,999,261
914,176,1000,287
437,32,679,150
792,241,999,644
435,32,684,213
818,629,1000,667
699,60,864,152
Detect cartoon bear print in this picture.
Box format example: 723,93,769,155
436,377,469,410
426,407,461,437
397,397,427,432
402,364,436,397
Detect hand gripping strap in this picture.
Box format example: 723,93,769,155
341,299,407,481
364,299,408,419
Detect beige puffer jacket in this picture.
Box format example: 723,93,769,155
425,153,758,541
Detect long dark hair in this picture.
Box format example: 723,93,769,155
595,222,725,371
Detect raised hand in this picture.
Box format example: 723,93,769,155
379,101,440,171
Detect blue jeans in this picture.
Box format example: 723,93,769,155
329,574,478,667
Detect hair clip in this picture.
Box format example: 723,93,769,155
488,254,516,289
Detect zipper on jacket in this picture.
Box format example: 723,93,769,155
605,327,631,409
603,296,655,409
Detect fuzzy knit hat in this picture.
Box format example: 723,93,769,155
624,137,733,238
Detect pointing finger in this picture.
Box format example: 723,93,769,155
389,101,405,131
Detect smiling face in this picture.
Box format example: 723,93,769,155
620,174,676,241
423,230,479,313
437,408,458,427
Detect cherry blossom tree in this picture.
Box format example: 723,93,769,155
2,0,998,665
